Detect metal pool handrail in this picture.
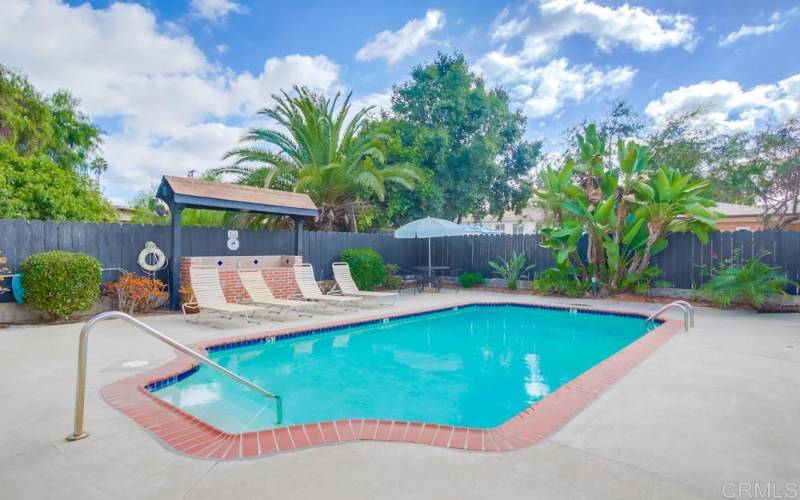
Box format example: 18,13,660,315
65,311,282,441
646,300,694,332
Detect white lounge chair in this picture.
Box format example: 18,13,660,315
291,264,362,311
331,262,398,306
184,265,261,324
237,268,314,320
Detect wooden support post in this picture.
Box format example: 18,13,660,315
293,216,304,257
169,203,183,310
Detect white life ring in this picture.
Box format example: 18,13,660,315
137,241,167,272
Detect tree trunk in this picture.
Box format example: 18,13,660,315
633,223,661,274
611,196,627,288
349,206,359,233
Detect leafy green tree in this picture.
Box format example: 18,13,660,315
47,91,104,173
0,65,103,172
0,65,52,156
0,65,113,221
646,112,714,180
643,114,799,220
214,86,422,231
129,185,227,227
0,144,114,221
384,52,541,224
711,120,800,229
561,100,645,165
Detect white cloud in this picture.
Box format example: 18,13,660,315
719,8,797,46
477,56,636,118
645,74,800,132
491,0,697,62
475,0,691,117
189,0,246,23
103,123,246,187
356,9,445,64
231,55,341,115
352,90,393,118
490,6,530,41
0,0,341,199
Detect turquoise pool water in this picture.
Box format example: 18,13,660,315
154,305,651,433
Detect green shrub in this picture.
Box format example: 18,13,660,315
532,266,589,298
340,248,384,291
696,250,794,310
22,251,101,319
382,263,403,289
459,272,485,288
620,266,670,295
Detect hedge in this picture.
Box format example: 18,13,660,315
22,251,101,319
459,272,485,288
340,248,384,291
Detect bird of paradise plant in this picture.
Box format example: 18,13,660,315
534,124,721,293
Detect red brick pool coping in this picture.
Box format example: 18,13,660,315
101,301,681,460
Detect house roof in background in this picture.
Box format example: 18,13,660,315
466,201,767,225
156,176,318,217
713,202,763,217
465,205,546,224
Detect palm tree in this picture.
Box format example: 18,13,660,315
89,157,108,184
213,86,421,231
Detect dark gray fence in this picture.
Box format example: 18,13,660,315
430,230,800,292
650,230,800,289
428,234,556,276
0,220,424,301
1,219,798,300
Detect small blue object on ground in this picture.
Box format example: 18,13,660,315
11,274,25,304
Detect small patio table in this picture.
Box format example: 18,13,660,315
412,265,451,293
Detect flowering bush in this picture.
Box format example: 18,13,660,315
106,274,168,314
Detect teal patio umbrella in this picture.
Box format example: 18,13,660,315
394,217,467,278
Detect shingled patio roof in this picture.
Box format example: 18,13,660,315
156,176,318,217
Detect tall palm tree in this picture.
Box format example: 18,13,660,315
213,86,421,231
89,157,108,184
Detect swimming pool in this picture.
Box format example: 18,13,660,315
152,304,654,434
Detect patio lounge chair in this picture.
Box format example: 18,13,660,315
237,268,314,320
184,265,261,323
331,262,398,306
291,264,362,311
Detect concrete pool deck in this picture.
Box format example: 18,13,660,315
1,291,798,499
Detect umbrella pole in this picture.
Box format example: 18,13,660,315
428,237,432,278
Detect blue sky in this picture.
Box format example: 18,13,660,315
1,0,799,203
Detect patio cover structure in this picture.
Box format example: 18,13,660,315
156,176,318,309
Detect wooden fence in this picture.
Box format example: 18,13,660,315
0,219,424,301
1,219,798,301
429,230,800,291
